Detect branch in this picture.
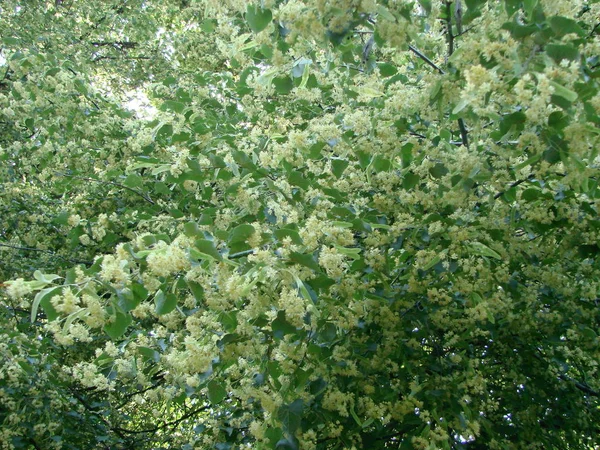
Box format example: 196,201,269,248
458,117,469,147
0,243,92,265
90,41,138,50
493,174,535,199
530,350,600,398
559,374,600,397
408,45,444,75
113,404,211,434
444,1,469,148
444,1,455,57
91,55,151,62
59,174,156,205
229,249,255,259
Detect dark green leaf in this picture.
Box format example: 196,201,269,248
273,76,294,94
104,310,132,340
277,400,304,434
546,44,579,63
207,380,227,404
155,290,178,315
331,158,349,179
246,5,272,33
229,224,255,244
289,251,321,272
549,16,585,37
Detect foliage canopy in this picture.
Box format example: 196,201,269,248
1,0,600,448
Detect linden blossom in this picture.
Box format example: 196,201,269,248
1,0,599,448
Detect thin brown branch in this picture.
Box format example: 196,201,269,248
408,45,445,75
445,1,455,56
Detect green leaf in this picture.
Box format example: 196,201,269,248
331,158,349,179
2,36,20,46
104,309,132,340
546,44,579,63
504,0,521,17
549,16,585,37
273,76,294,94
378,63,398,77
429,163,449,179
452,98,469,115
417,0,432,15
467,242,502,260
31,286,62,322
155,290,177,315
377,5,396,21
138,346,160,363
192,239,223,261
333,245,361,260
289,251,321,272
184,221,201,238
207,380,227,404
159,100,186,114
200,19,217,33
219,311,238,332
124,173,143,188
403,172,420,190
33,270,61,284
272,311,298,339
277,399,304,434
522,188,541,201
229,224,255,244
274,228,303,245
187,280,204,301
246,5,272,33
549,81,578,102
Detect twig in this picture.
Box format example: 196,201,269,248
444,0,469,148
0,243,92,265
113,404,211,434
444,1,455,57
493,175,535,200
408,45,444,75
229,249,255,259
61,174,156,205
341,64,365,73
458,117,469,147
91,55,151,62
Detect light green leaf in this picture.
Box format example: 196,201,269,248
333,245,361,260
549,81,578,102
452,98,469,114
467,242,502,260
31,286,61,322
33,270,61,284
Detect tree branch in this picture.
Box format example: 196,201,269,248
559,374,599,397
408,45,445,75
113,404,211,434
444,0,469,148
59,174,156,205
493,174,535,200
0,243,92,265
